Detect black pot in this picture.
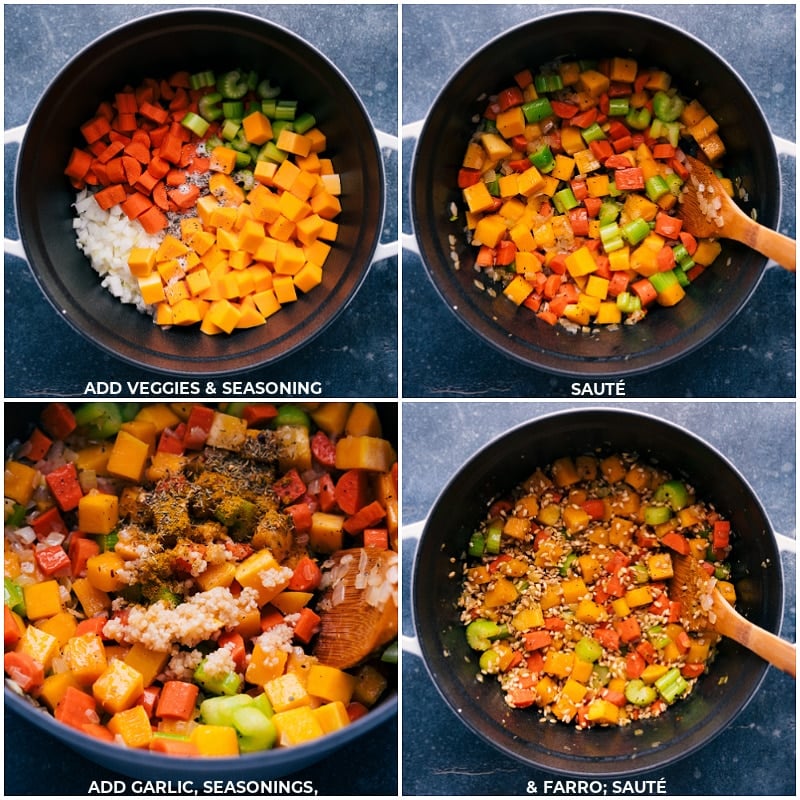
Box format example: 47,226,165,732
14,8,384,375
4,400,397,782
411,408,782,776
411,9,780,376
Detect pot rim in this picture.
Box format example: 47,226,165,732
410,7,781,378
13,6,386,376
411,406,781,777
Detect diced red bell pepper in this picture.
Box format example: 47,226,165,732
712,520,731,550
497,86,524,110
571,108,598,128
182,404,215,449
616,167,648,191
310,430,337,468
158,426,185,454
241,403,279,427
35,545,71,576
457,168,481,189
272,468,307,505
31,506,69,539
568,208,590,237
285,501,313,534
342,500,386,534
45,463,83,511
551,100,579,119
40,403,77,439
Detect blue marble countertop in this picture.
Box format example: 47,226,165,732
402,4,796,398
4,3,398,399
401,401,796,796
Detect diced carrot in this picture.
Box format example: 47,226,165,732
293,607,321,644
4,651,45,692
260,605,285,632
115,92,138,114
115,112,138,133
595,625,621,651
288,556,323,591
241,404,279,427
363,527,389,549
4,606,23,647
166,169,187,187
24,427,53,462
342,500,386,534
537,309,559,326
150,737,200,756
40,402,77,439
334,469,370,515
661,531,690,554
120,191,153,221
138,101,169,125
123,139,151,164
522,630,553,651
147,155,170,179
138,205,169,234
81,722,115,742
654,211,683,239
168,183,200,210
158,133,183,164
217,631,246,672
152,182,170,211
80,116,111,144
122,156,142,186
74,615,108,637
614,616,642,644
285,501,313,534
625,650,646,679
94,183,127,210
679,230,698,255
507,686,537,708
156,680,200,720
273,468,307,505
64,148,94,180
55,686,99,730
346,701,369,722
631,278,658,306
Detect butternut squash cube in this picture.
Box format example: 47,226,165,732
314,700,351,734
78,490,119,535
334,436,396,472
17,624,59,671
265,672,311,712
37,610,78,647
38,671,81,711
234,548,292,606
306,663,357,704
86,551,127,592
206,411,248,450
23,579,62,620
270,591,313,616
245,643,289,686
4,461,38,505
71,577,111,617
272,706,324,746
107,704,153,748
63,633,108,684
124,642,170,687
191,723,239,755
106,430,150,482
94,658,144,713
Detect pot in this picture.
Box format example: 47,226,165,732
4,401,397,784
411,408,783,776
411,9,781,376
12,8,384,376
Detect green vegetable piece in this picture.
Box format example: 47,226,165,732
293,112,317,135
608,97,630,116
181,111,210,138
6,503,26,528
590,663,611,688
74,402,123,440
560,552,578,577
232,705,277,752
251,692,274,719
218,69,249,99
645,174,670,203
648,269,680,295
625,107,652,130
4,577,25,615
653,479,691,511
198,92,224,122
200,694,253,726
479,648,502,674
257,79,281,100
647,625,671,649
194,661,242,696
652,90,685,123
465,619,507,651
273,404,311,428
275,100,298,121
625,678,657,707
484,522,502,555
575,636,603,663
467,531,486,558
581,122,606,144
381,639,399,664
553,187,580,214
189,70,216,90
615,291,642,314
220,118,242,142
654,666,689,703
214,496,258,541
522,97,553,123
529,143,555,173
621,217,651,246
222,100,244,120
99,530,119,552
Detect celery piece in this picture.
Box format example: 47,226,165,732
622,217,650,246
575,636,603,663
198,93,224,122
468,531,486,557
181,111,210,138
608,97,630,116
233,705,277,752
4,577,25,615
479,648,502,674
648,269,679,295
581,122,606,144
653,91,685,123
625,679,657,707
222,100,244,121
616,292,642,314
200,694,254,726
529,143,555,173
626,107,652,131
273,404,311,428
522,97,553,123
74,402,123,440
645,175,670,203
553,187,580,213
275,100,298,121
643,504,673,525
217,69,249,100
655,667,689,703
195,661,243,696
465,619,507,651
293,112,317,135
654,481,691,512
484,521,502,555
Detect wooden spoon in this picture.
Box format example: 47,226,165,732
670,553,796,677
677,154,796,272
313,547,398,669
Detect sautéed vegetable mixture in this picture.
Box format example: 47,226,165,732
5,401,397,756
457,56,731,330
459,451,734,727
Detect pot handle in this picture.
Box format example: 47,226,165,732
773,135,796,159
401,519,425,657
4,124,27,259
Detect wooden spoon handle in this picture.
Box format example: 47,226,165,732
722,605,796,677
739,219,796,272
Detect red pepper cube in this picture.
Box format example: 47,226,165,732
45,463,84,511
